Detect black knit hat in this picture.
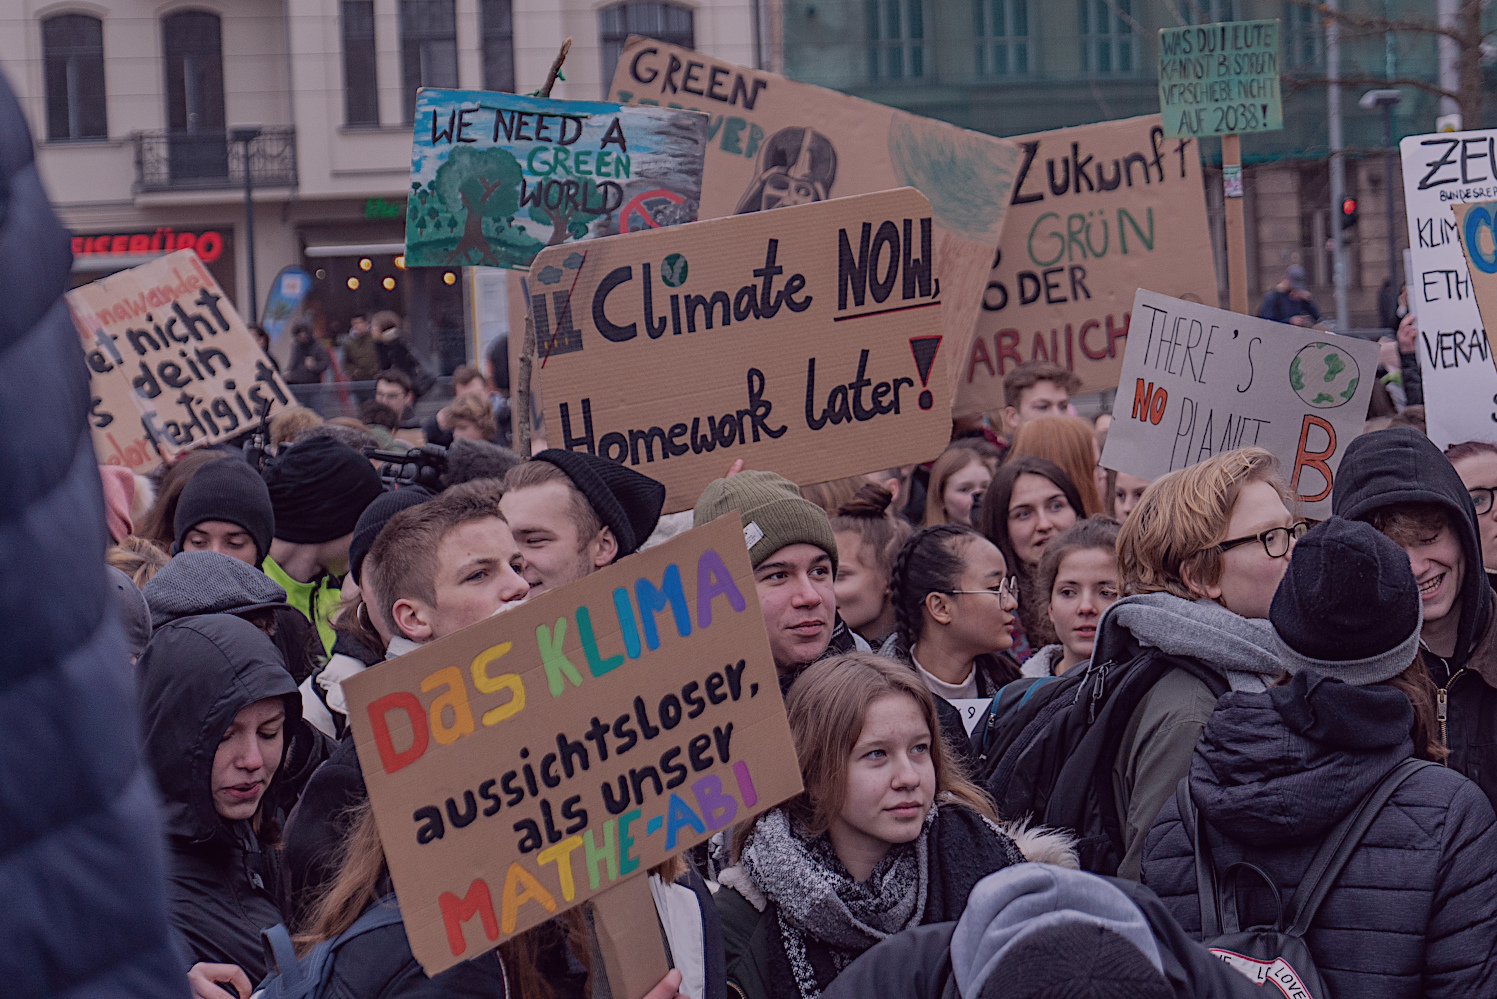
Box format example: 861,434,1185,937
173,456,275,565
261,437,384,545
983,923,1172,999
1270,516,1422,682
349,487,432,585
533,450,666,557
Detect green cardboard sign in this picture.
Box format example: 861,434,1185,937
1158,20,1282,140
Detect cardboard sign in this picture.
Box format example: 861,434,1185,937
958,115,1216,414
1158,20,1283,140
1399,131,1497,447
1451,201,1497,400
526,188,952,513
344,516,803,975
406,89,708,270
1100,290,1378,517
68,250,293,474
610,39,1020,388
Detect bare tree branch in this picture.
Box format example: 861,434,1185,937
1280,73,1461,104
1281,0,1471,47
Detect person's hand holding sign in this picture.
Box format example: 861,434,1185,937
644,969,688,999
187,962,250,999
1397,311,1418,354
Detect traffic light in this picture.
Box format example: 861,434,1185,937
1340,196,1359,231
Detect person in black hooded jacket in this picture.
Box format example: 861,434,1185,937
1142,518,1497,999
1332,427,1497,807
138,613,304,985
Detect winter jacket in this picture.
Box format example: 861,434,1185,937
284,733,365,927
1258,287,1320,325
0,70,184,998
300,629,383,738
1086,593,1297,880
285,337,332,384
1333,427,1497,807
264,554,341,655
1142,670,1497,999
895,647,1019,765
341,331,382,382
715,806,1047,999
1400,348,1424,406
822,868,1259,999
138,614,304,979
1020,644,1066,678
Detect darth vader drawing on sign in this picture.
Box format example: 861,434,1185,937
734,126,837,213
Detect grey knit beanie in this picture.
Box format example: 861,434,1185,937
144,550,290,628
693,470,838,573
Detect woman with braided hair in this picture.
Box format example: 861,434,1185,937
831,483,913,655
888,524,1022,758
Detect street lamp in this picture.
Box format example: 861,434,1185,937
1359,89,1402,319
231,125,263,324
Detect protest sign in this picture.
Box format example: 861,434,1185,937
1158,20,1282,141
68,249,293,474
344,515,802,976
1450,201,1497,380
1399,131,1497,447
405,89,708,270
958,115,1215,414
1100,290,1378,517
610,39,1020,388
526,188,952,513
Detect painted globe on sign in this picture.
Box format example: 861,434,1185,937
1289,342,1361,409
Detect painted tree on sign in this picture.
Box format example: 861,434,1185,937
434,145,524,266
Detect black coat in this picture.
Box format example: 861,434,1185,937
1332,427,1497,807
284,733,366,925
138,614,303,979
1141,671,1497,999
821,878,1260,999
0,72,184,997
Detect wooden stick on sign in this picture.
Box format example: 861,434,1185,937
1222,134,1249,315
516,38,573,456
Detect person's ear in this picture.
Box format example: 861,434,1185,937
1002,406,1020,433
591,525,620,568
390,597,434,643
923,590,955,626
885,477,901,505
1178,561,1223,602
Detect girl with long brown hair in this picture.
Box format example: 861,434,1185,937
716,654,1055,999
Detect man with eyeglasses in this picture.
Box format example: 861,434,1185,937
1334,428,1497,809
1445,441,1497,590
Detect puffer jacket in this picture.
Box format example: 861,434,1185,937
0,70,184,998
1142,671,1497,999
1333,427,1497,807
138,614,303,980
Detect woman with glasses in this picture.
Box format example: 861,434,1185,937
1445,440,1497,585
888,524,1023,758
1094,448,1307,880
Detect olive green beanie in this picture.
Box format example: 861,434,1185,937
693,470,838,573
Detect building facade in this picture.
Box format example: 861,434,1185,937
1,0,759,369
776,0,1491,327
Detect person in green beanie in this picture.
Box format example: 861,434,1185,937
695,470,871,692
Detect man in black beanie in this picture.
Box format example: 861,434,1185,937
261,437,384,654
173,456,275,567
499,450,666,596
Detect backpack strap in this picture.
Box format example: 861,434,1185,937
335,893,406,946
1176,778,1221,938
1284,758,1434,936
261,924,304,990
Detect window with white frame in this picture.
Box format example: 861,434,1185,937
868,0,927,80
975,0,1029,76
1079,0,1137,75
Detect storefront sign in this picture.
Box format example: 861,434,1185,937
72,228,226,264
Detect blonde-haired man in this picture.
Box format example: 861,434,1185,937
1097,447,1307,878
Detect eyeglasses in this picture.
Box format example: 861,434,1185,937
1216,521,1310,559
1470,488,1495,516
940,577,1020,600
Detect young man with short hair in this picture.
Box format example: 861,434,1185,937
423,364,491,446
374,368,419,428
1333,427,1497,808
261,437,384,653
499,450,666,597
1002,361,1080,435
1099,447,1305,878
693,470,869,691
173,456,275,567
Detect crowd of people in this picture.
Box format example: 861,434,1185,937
10,75,1497,999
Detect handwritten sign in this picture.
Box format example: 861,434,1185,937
527,189,952,513
1159,20,1283,140
610,39,1020,390
957,115,1216,414
1100,290,1378,517
406,89,708,271
1454,201,1497,377
1399,131,1497,447
67,250,293,474
344,516,801,975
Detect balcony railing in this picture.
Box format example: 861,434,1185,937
132,127,298,194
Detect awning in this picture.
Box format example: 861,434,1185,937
303,242,406,258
